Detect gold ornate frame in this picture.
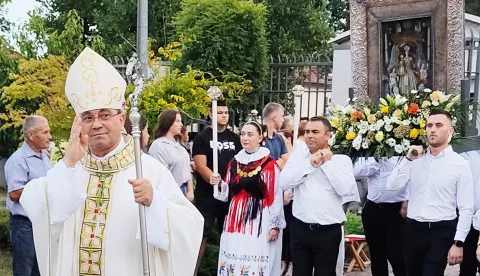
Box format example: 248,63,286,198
350,0,464,101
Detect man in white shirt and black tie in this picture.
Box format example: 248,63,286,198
387,109,474,276
280,116,357,276
354,156,407,276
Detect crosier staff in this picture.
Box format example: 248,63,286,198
126,53,150,276
208,86,222,198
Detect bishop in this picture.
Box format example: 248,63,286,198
19,47,204,276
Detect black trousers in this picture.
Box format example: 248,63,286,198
404,218,457,276
460,225,480,276
361,200,407,276
282,201,293,262
290,216,341,276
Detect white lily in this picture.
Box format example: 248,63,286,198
394,94,408,106
439,93,452,104
380,98,389,106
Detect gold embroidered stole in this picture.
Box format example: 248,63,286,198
78,137,135,275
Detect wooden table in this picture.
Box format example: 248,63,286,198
344,234,371,272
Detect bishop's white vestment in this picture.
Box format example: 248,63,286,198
20,136,204,276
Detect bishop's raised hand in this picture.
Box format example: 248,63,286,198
63,115,89,168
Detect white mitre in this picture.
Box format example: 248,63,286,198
65,47,126,114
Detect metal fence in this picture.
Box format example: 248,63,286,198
111,37,480,133
464,29,480,136
263,54,333,118
110,53,333,131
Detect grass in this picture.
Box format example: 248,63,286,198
0,250,11,276
0,189,10,275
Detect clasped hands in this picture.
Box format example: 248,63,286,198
209,173,278,241
310,148,333,168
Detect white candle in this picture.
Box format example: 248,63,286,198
212,100,218,175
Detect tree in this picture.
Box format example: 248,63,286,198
466,0,480,16
0,0,11,33
325,0,350,33
174,0,269,91
256,0,333,57
14,9,105,63
0,56,74,156
137,67,253,132
36,0,181,57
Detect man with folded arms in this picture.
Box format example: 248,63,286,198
280,116,357,276
387,109,474,276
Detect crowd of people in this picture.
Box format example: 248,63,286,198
5,47,480,276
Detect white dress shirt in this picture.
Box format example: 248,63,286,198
386,146,474,241
461,151,480,231
280,149,357,225
354,157,408,203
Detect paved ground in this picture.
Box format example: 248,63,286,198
344,264,460,275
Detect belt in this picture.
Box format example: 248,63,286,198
366,200,403,209
293,216,342,231
407,218,457,229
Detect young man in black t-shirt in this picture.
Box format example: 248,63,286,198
192,100,241,275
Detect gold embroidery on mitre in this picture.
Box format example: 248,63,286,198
65,47,127,114
81,52,103,107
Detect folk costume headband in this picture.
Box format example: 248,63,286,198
245,121,264,134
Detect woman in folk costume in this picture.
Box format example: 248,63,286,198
18,47,204,276
213,121,286,276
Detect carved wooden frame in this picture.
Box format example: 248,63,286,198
350,0,464,101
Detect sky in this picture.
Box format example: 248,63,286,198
4,0,41,48
5,0,39,24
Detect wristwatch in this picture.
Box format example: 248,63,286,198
454,240,464,247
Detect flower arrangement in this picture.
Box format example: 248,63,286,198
328,88,461,160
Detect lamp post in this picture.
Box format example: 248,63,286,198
137,0,148,78
292,85,305,147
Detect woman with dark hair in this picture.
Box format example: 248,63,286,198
177,126,191,156
177,126,196,172
124,114,149,150
148,109,194,201
213,121,285,276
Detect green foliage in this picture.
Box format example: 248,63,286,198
466,0,480,16
14,9,105,62
198,243,219,276
0,37,21,157
38,0,181,57
255,0,333,57
197,222,220,276
344,212,364,235
49,141,68,165
174,0,268,90
325,0,350,33
0,188,9,250
0,208,8,250
0,0,11,33
0,39,19,88
137,67,253,132
0,55,74,157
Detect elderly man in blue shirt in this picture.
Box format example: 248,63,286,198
5,115,52,276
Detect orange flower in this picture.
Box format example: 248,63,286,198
351,110,363,121
407,103,419,115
